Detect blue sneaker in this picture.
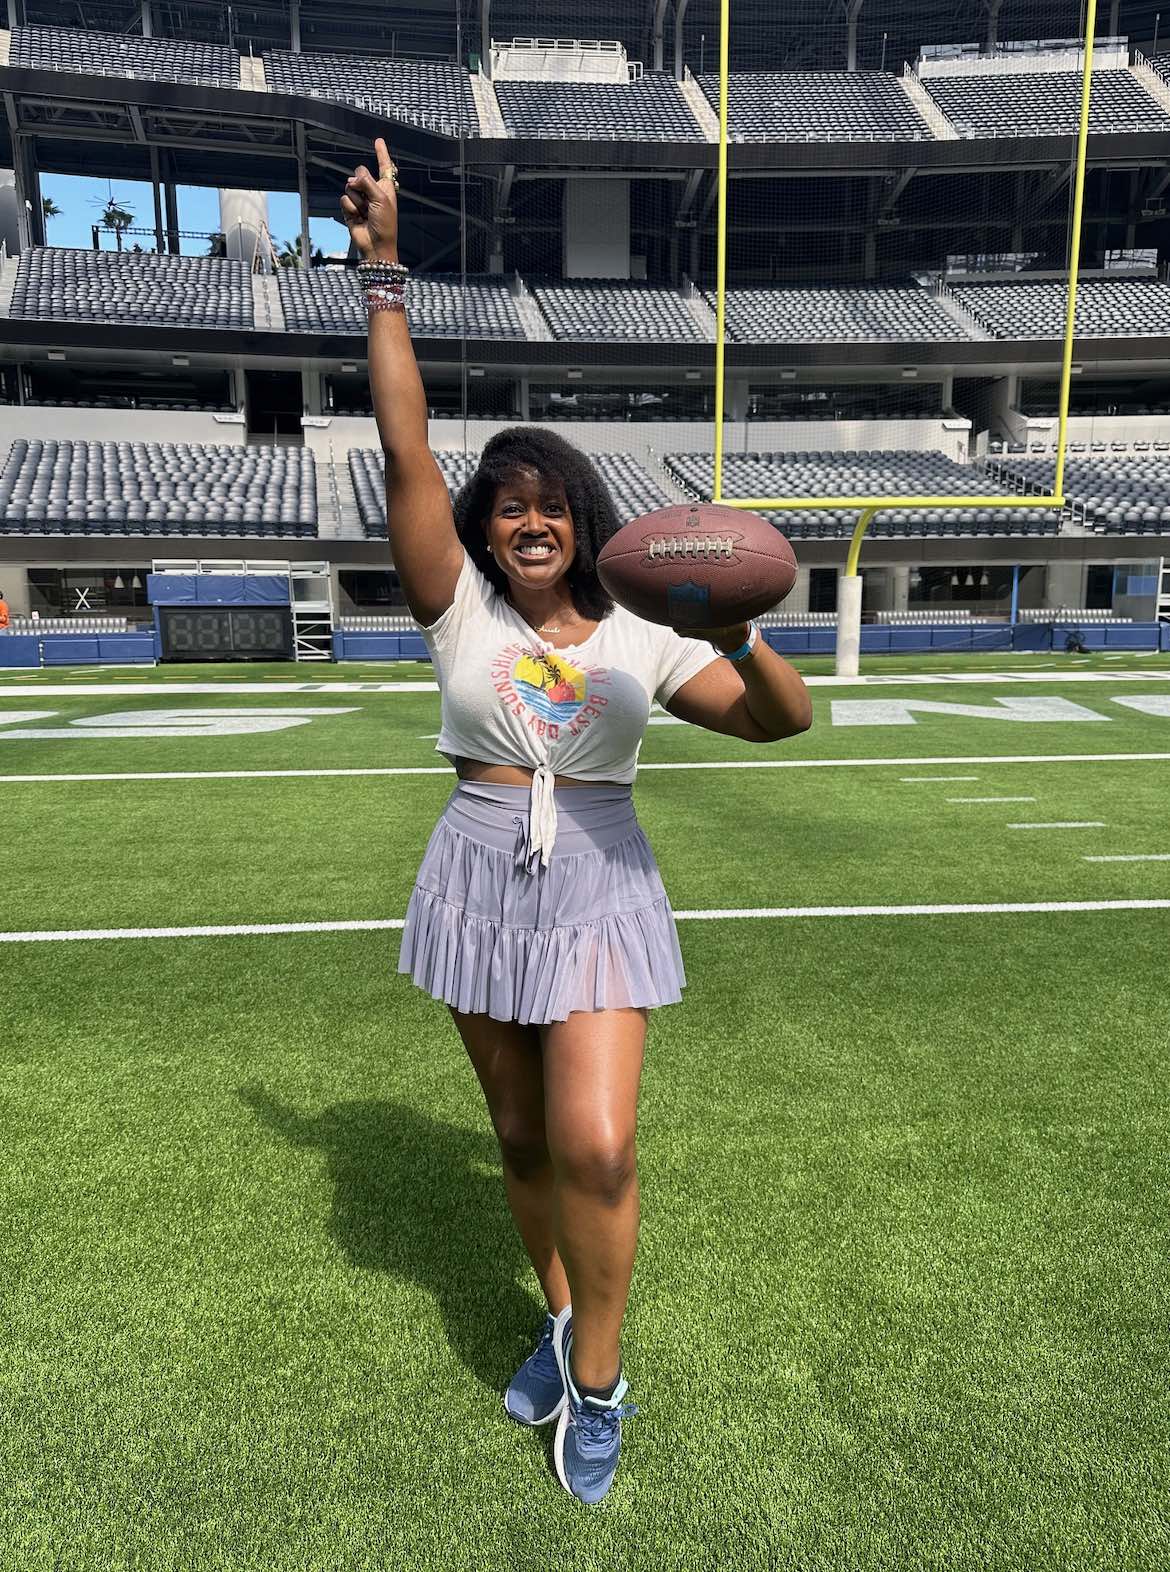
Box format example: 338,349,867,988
551,1306,639,1504
504,1309,570,1427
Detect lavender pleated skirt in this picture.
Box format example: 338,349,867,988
396,780,687,1026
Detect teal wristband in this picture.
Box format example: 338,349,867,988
724,622,758,664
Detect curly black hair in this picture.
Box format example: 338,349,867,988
451,426,622,620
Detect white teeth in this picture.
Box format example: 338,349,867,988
516,544,554,557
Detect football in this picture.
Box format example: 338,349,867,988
596,502,799,628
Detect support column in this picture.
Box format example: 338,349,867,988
480,0,491,78
1125,169,1139,250
301,367,323,415
1010,564,1020,623
985,0,1004,49
674,0,689,78
0,168,21,257
892,564,911,612
140,0,153,38
7,0,22,26
149,146,165,253
295,121,310,267
164,180,180,254
652,0,671,71
290,0,301,51
564,178,629,277
845,0,865,70
9,141,40,249
1011,170,1025,252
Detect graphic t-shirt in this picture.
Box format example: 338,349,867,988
419,546,722,866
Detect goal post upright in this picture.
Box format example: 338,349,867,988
708,0,1099,675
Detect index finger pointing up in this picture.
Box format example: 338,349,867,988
374,138,395,176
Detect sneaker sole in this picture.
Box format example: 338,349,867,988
502,1388,567,1428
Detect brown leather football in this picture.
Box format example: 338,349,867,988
596,502,798,628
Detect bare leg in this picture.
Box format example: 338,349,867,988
448,1006,571,1316
540,1006,647,1391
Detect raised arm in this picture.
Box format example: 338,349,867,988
341,139,464,627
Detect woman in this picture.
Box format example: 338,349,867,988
342,140,812,1507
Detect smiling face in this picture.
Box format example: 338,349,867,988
483,466,577,588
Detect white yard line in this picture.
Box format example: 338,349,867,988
1083,853,1170,862
2,669,1170,699
947,796,1036,803
5,897,1170,944
900,775,980,782
1008,821,1106,830
4,752,1170,786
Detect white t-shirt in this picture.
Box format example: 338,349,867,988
419,546,722,866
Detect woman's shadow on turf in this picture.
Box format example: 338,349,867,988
238,1086,535,1394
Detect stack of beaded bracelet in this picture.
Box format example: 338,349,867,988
358,259,409,314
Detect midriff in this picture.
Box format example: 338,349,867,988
455,757,609,788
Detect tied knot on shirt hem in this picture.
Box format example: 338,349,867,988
512,764,558,874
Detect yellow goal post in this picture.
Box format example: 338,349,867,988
707,0,1101,670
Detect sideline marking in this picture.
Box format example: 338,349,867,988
900,775,979,782
1083,853,1170,862
947,796,1036,803
6,898,1170,944
4,752,1170,786
1008,821,1106,830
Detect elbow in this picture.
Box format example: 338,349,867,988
761,707,813,743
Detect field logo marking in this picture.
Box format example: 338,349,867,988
0,707,359,740
1112,696,1170,718
831,698,1109,727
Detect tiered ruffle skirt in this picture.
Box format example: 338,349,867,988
397,780,686,1025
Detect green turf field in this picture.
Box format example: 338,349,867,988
3,655,1168,1571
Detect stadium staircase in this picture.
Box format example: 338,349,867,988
512,284,554,340
320,448,365,540
252,273,285,332
931,286,992,340
899,69,960,138
239,54,267,91
0,29,9,66
678,70,720,140
1129,54,1170,116
680,279,718,338
469,72,507,136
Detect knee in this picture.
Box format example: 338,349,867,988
552,1133,637,1205
495,1117,550,1180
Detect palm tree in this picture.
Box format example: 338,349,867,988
100,198,135,252
277,235,325,269
42,196,62,227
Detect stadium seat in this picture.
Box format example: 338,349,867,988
263,51,476,135
11,24,239,87
279,268,525,338
0,440,317,538
495,75,703,141
924,69,1170,138
696,71,931,141
665,449,1062,538
10,248,253,331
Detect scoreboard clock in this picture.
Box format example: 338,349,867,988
159,606,295,662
